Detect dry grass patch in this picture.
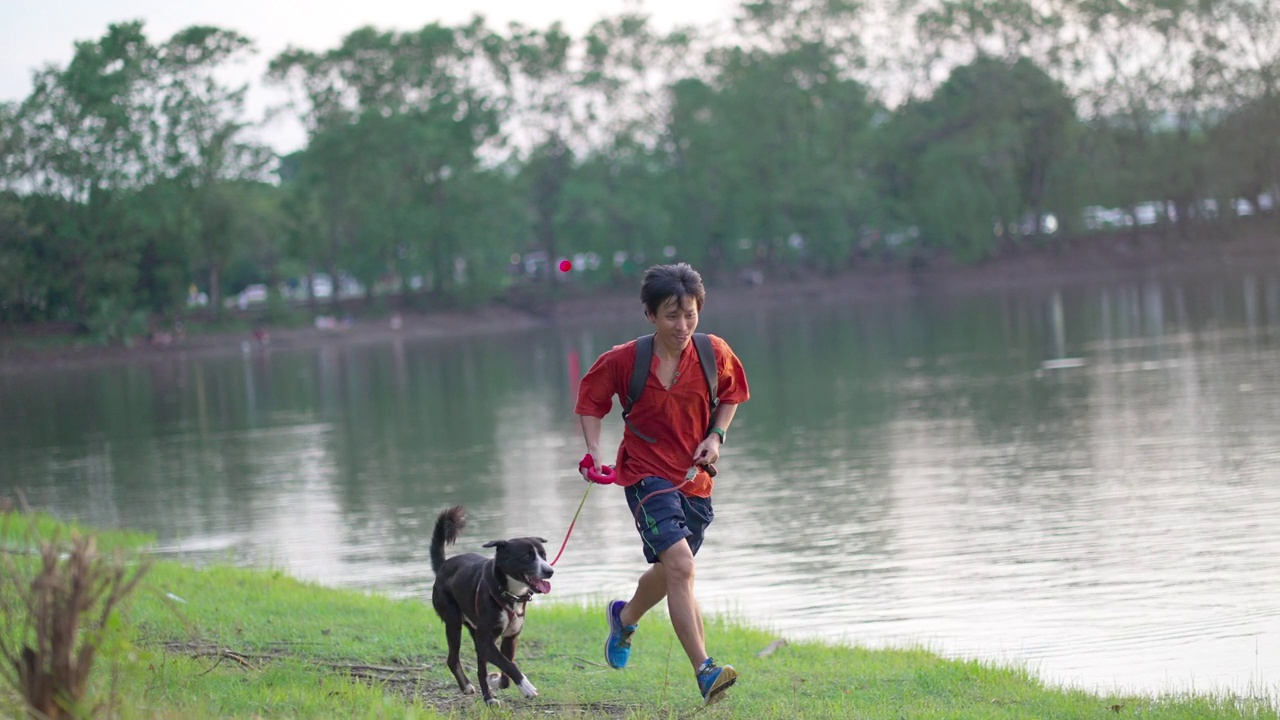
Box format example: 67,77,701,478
0,502,150,719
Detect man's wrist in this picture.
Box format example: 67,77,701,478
708,427,726,445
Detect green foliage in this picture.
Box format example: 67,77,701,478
270,23,516,308
5,22,267,326
664,40,881,273
84,297,150,347
879,56,1078,260
0,192,46,323
1209,94,1280,204
2,2,1278,326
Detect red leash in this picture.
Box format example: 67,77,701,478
549,455,711,565
630,466,700,525
549,455,616,566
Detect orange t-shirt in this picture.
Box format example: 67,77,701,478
575,334,749,498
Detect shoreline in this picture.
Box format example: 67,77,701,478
2,226,1276,374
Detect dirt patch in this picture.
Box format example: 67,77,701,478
161,639,638,717
2,224,1277,374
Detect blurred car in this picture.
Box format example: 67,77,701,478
235,284,268,309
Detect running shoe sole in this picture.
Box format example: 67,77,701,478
703,666,738,704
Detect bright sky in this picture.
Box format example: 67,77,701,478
1,0,737,152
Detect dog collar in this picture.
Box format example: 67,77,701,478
502,589,535,605
474,573,532,628
486,586,531,626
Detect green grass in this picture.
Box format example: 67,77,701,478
1,512,1276,719
0,510,152,552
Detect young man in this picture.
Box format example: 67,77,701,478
575,263,750,704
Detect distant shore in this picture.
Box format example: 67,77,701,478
1,226,1276,374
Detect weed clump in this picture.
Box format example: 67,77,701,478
1,503,150,719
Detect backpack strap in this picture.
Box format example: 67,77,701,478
623,334,658,443
692,333,719,425
622,333,719,444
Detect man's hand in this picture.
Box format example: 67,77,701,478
579,453,599,481
579,453,616,484
692,434,722,467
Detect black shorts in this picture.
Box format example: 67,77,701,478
624,476,714,564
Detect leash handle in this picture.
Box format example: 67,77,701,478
579,453,617,484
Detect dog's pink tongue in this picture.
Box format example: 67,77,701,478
533,578,552,594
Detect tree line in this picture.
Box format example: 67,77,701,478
1,0,1276,335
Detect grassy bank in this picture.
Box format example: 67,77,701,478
1,513,1275,719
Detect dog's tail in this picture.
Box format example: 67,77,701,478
430,505,466,574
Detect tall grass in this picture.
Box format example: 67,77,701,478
0,508,151,718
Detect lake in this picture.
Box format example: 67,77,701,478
3,268,1279,697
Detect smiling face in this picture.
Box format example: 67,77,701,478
639,264,705,341
647,294,699,351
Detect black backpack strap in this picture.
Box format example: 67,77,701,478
622,334,657,443
622,333,719,444
692,333,719,424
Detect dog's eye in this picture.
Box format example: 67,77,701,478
526,550,535,559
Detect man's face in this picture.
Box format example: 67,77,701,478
648,295,699,348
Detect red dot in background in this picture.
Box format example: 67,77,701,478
559,259,572,272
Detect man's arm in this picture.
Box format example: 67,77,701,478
712,402,739,435
693,402,738,465
578,414,604,475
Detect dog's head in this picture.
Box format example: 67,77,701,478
483,536,554,594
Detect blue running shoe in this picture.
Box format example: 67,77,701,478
604,600,637,669
696,657,737,704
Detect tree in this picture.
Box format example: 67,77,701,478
879,56,1077,261
0,192,45,323
154,26,273,318
6,23,268,328
1210,96,1280,216
665,39,881,272
1188,0,1280,215
12,23,157,323
268,21,511,307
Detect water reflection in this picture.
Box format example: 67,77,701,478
2,270,1279,697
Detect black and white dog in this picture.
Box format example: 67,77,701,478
429,505,554,705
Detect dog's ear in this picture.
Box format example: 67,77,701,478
534,537,548,544
483,540,507,549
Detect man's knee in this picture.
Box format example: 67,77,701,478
659,541,696,581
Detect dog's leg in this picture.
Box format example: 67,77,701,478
445,619,474,695
481,638,537,699
497,636,517,689
473,633,499,705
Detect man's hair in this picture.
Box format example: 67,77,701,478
640,263,706,317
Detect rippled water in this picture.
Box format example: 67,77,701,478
3,270,1280,696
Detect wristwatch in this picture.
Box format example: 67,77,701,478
708,427,726,444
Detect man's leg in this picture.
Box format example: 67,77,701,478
619,563,665,626
656,539,708,669
664,538,737,706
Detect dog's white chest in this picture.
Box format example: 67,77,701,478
499,607,526,637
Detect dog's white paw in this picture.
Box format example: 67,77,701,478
485,697,503,706
517,677,538,698
462,683,475,696
486,672,502,690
